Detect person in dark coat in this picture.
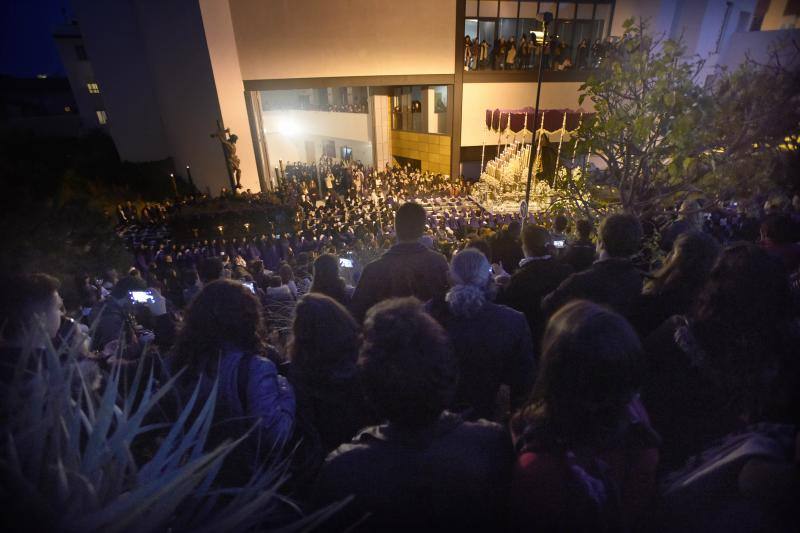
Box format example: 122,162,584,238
561,218,596,272
309,253,352,306
496,225,574,344
315,298,513,531
543,213,644,320
285,293,373,456
641,244,800,472
630,231,719,337
350,202,449,321
426,248,536,421
491,221,524,274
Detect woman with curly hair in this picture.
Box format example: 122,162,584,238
171,279,295,455
643,243,798,468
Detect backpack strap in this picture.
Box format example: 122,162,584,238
236,354,251,414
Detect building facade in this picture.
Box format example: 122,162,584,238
57,0,799,194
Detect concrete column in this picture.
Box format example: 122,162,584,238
370,93,392,170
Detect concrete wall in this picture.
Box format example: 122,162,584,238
52,30,105,133
762,0,800,30
460,81,593,146
719,27,800,67
71,0,169,162
198,0,260,192
229,0,457,80
370,94,392,169
132,0,231,194
261,109,371,143
265,133,373,168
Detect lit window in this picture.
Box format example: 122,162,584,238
87,82,100,94
96,110,108,124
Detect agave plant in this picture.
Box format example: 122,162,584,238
0,322,346,532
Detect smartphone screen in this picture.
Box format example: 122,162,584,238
242,281,256,294
339,258,354,269
553,240,565,249
129,290,155,304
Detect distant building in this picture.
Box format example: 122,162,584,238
56,0,800,195
52,21,109,135
0,75,80,136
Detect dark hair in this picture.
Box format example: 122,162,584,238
691,243,795,418
465,238,492,261
554,214,568,233
172,280,267,375
576,219,593,240
279,263,294,284
599,213,642,257
288,293,359,375
760,214,794,243
644,231,720,296
522,225,551,256
110,276,147,299
512,300,641,449
360,298,456,428
198,257,223,284
0,273,60,340
310,254,347,303
395,202,427,241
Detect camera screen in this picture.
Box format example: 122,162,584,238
339,258,354,269
129,290,154,304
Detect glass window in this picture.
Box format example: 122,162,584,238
96,110,107,124
498,18,518,39
465,18,478,39
87,82,100,94
478,19,496,43
434,86,448,113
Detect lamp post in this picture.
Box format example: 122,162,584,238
169,172,178,197
523,12,553,226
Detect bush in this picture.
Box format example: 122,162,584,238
0,323,345,532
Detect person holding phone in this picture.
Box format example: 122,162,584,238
310,254,353,306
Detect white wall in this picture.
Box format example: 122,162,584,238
199,0,260,192
265,133,373,167
460,82,593,146
719,28,800,68
229,0,457,80
261,110,371,143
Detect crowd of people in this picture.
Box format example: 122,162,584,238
261,101,369,113
3,157,800,530
464,34,610,72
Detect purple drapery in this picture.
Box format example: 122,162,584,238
485,107,589,132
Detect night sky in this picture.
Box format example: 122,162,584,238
1,0,72,78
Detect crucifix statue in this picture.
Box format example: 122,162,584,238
210,122,242,190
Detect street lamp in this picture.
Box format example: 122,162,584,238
523,11,553,226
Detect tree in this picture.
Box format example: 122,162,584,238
556,18,800,219
567,18,707,218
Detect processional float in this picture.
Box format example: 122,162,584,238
474,107,587,215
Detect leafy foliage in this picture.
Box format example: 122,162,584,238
0,325,345,532
557,18,800,218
